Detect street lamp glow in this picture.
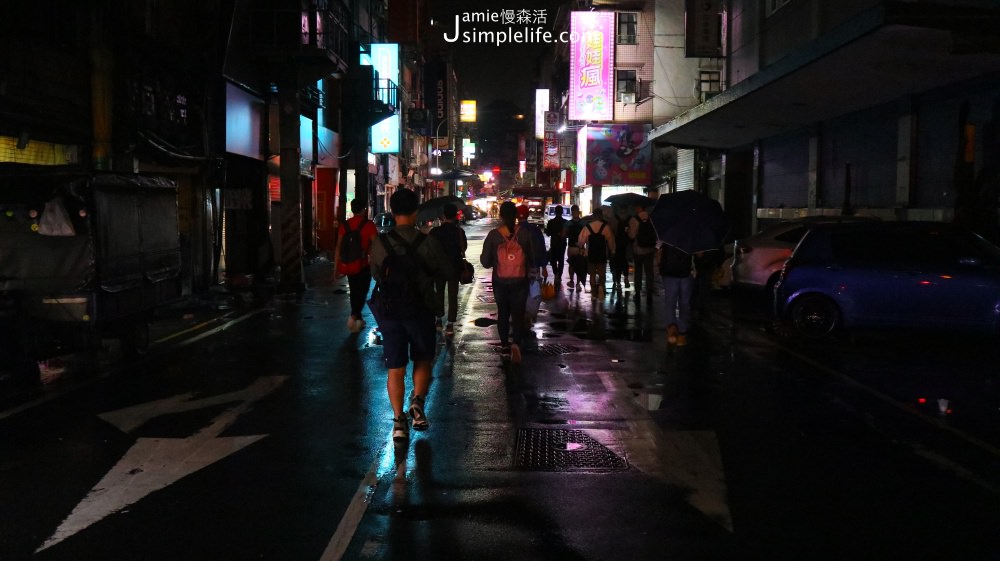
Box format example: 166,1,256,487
430,167,442,175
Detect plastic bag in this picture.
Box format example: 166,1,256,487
526,278,542,318
38,198,76,237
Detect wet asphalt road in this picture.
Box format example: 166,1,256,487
2,218,1000,560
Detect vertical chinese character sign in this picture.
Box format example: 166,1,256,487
543,111,560,169
569,11,615,121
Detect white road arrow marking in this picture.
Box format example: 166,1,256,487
37,376,288,552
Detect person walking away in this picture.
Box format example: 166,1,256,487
658,243,694,347
627,201,657,303
544,205,567,289
333,198,378,333
577,209,615,300
480,201,540,363
429,203,468,337
369,188,453,441
610,205,631,292
565,205,586,291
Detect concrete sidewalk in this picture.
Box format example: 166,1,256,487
337,252,738,560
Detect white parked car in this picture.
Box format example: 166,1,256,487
721,216,879,293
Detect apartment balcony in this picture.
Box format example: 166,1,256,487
249,4,351,81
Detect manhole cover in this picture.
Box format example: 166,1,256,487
513,428,628,471
477,294,496,303
536,344,580,355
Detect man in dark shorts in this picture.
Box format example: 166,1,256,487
429,203,467,337
369,189,453,441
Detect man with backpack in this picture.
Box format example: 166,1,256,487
480,201,541,364
334,198,378,333
544,205,567,289
369,188,453,442
565,204,586,291
576,208,616,300
627,201,657,303
429,203,467,338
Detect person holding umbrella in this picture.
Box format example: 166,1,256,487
648,190,729,347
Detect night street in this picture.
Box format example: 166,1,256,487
1,219,999,561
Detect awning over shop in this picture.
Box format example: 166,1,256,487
648,2,1000,150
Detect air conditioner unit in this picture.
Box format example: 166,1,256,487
620,92,636,104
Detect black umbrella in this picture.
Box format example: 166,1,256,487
416,195,469,223
649,190,729,254
604,192,653,210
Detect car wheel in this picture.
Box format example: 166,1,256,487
788,294,839,339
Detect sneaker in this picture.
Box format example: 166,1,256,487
346,316,356,331
676,334,688,347
667,324,679,345
445,323,455,337
509,343,522,364
408,395,429,431
392,416,410,441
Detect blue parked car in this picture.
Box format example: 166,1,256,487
773,221,1000,339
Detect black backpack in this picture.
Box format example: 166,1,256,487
341,218,368,263
370,231,428,321
659,244,693,277
586,222,608,263
636,218,657,249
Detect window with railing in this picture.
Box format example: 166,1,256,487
617,12,637,44
617,70,637,103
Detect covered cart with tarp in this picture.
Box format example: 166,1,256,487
0,173,182,378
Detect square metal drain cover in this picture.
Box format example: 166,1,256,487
513,428,628,471
536,344,580,355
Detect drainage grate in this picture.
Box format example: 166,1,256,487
535,343,580,356
513,428,628,471
477,294,496,303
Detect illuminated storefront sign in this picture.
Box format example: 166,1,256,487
372,114,400,153
569,12,614,121
543,111,559,169
362,43,400,153
534,89,549,139
460,100,477,122
578,124,651,185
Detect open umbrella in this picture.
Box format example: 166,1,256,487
649,190,729,254
604,192,653,210
416,195,468,224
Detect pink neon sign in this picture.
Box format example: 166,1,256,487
569,11,615,121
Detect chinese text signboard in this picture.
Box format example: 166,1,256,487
569,11,615,121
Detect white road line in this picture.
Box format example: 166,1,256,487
318,437,392,561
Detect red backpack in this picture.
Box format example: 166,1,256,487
495,225,526,279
